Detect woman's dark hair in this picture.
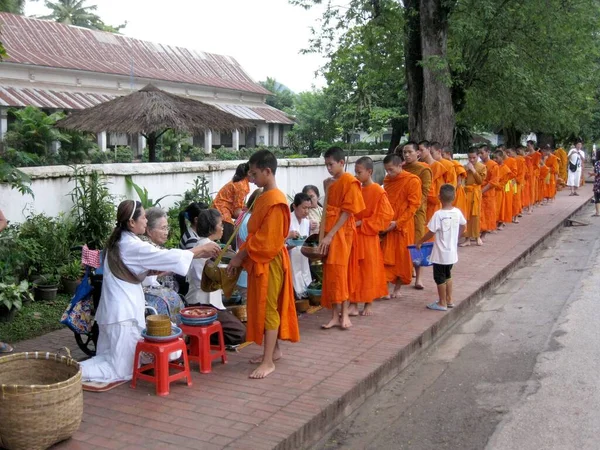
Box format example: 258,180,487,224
291,192,311,212
302,185,322,207
232,162,249,183
246,188,263,209
105,200,143,251
178,201,208,237
197,209,222,237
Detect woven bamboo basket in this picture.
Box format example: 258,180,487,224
231,304,247,322
146,314,172,336
0,351,82,450
295,299,310,313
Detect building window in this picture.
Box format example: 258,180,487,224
221,132,232,147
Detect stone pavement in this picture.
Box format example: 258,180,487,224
11,185,592,450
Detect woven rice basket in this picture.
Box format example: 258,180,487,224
146,314,172,336
0,351,82,450
231,304,247,322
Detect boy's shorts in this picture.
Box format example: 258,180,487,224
594,191,600,204
433,263,453,285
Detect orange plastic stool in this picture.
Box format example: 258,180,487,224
131,337,191,396
181,321,227,374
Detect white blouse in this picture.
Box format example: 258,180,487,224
186,237,225,310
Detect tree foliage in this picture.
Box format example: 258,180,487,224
260,77,295,111
39,0,126,33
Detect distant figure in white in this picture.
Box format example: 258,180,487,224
567,141,586,196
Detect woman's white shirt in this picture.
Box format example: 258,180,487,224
289,212,312,295
95,231,193,326
186,237,225,310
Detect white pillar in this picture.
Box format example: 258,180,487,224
204,129,212,155
233,129,240,151
137,134,146,154
51,140,61,154
0,107,8,143
97,131,107,152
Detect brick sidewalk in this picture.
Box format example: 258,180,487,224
11,186,592,450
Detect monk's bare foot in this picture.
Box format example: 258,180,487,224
390,289,402,298
340,314,352,329
459,240,471,247
380,295,391,300
322,317,341,329
414,283,424,290
476,238,483,246
361,304,374,316
249,362,275,379
348,304,359,316
249,348,282,364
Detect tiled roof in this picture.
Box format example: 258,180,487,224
0,86,295,124
0,13,271,96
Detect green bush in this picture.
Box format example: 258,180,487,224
214,147,241,161
189,147,205,161
1,148,42,167
114,146,133,163
88,149,113,164
57,131,97,165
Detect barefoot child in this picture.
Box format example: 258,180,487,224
416,184,466,311
319,147,365,329
381,153,422,299
348,157,394,316
227,150,299,378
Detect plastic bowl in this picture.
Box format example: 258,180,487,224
180,306,217,319
141,326,182,343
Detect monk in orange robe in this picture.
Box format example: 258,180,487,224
212,163,250,248
543,146,559,200
419,140,447,223
540,155,551,202
319,147,365,330
504,148,521,222
380,154,422,298
397,141,432,290
348,157,394,316
555,146,568,189
432,143,456,186
494,150,515,227
515,148,527,214
478,146,500,235
227,150,299,379
519,147,532,212
529,146,543,205
460,148,487,246
443,148,468,218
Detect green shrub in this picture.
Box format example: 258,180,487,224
114,146,133,163
189,147,205,161
214,147,241,161
88,149,113,164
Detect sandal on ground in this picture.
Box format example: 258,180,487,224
446,303,455,308
427,302,447,311
0,342,13,353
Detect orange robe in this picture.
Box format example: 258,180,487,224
505,157,520,216
242,188,299,345
211,178,250,224
438,158,457,186
426,160,447,223
497,164,515,223
321,173,365,308
522,155,533,208
540,164,551,199
545,154,559,199
555,148,568,187
530,151,542,203
514,156,526,215
382,172,422,285
464,162,486,238
452,161,468,217
350,184,394,303
403,162,432,243
481,160,500,232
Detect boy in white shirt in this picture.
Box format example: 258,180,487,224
417,184,466,311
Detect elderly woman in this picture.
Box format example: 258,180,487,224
80,200,220,384
211,163,250,248
142,207,185,323
302,185,323,235
288,193,312,298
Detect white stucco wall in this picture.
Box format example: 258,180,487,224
1,156,385,223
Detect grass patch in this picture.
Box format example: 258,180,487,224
0,294,70,343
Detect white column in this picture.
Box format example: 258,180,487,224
232,129,240,151
137,134,146,154
97,131,107,152
204,129,212,155
51,140,61,154
0,107,8,142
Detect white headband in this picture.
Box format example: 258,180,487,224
128,200,136,221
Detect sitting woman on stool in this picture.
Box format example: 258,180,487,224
80,200,220,384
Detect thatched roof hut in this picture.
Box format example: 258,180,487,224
56,84,253,161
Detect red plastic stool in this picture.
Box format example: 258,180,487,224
181,321,227,374
131,337,192,396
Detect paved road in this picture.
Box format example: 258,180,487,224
316,203,600,450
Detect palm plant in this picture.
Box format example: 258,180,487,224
0,0,27,14
3,106,66,157
39,0,98,26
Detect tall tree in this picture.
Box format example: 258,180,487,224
259,77,295,111
39,0,126,32
0,0,26,14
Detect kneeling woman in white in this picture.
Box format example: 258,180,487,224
288,193,313,298
80,200,220,383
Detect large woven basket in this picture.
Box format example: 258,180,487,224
0,351,83,450
146,314,172,336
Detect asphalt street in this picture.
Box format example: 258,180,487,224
315,203,600,450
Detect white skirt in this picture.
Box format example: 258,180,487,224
567,169,582,187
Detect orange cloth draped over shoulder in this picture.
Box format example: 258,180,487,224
497,164,515,223
242,188,299,346
545,154,559,199
530,151,542,203
515,156,526,214
382,172,422,285
212,178,250,224
540,164,550,199
505,157,520,216
321,173,366,308
403,162,432,243
350,183,394,303
452,161,468,217
481,160,500,232
439,158,457,186
426,161,447,223
522,155,533,208
555,148,568,186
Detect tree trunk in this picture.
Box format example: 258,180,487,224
148,132,157,162
502,125,522,148
388,117,406,153
536,132,555,149
405,0,455,147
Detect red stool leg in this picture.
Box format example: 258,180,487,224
199,326,212,374
217,325,227,365
155,346,171,396
130,341,142,388
180,341,193,386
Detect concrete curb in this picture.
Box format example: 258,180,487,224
275,194,593,450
